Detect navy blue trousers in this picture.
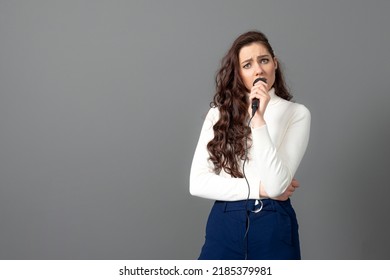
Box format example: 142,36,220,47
198,199,301,260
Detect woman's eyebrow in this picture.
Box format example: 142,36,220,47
241,58,253,65
241,54,270,65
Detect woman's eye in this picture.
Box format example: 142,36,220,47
260,58,269,64
243,63,251,69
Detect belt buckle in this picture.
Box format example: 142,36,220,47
251,199,263,213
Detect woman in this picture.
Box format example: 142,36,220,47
190,30,311,260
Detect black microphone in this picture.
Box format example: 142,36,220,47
251,77,267,117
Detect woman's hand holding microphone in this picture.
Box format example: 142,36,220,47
248,77,270,128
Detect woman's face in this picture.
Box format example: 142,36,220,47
238,42,278,92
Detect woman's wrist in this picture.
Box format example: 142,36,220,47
250,116,266,128
259,183,269,198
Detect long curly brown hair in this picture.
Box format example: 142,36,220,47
207,30,292,178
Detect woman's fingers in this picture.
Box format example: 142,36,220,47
248,82,270,116
291,178,300,188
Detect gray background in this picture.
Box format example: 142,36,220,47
1,0,389,259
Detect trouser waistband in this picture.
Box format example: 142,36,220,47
215,198,291,213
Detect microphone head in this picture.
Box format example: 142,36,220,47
253,77,267,86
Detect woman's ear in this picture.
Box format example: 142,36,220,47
274,57,278,70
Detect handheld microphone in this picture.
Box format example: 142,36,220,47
251,77,267,117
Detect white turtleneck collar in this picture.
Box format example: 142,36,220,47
268,87,281,105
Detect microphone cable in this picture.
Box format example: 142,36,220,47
242,106,264,259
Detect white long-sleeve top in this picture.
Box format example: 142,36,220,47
190,88,311,201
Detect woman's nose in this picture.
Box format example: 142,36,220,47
254,62,264,75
